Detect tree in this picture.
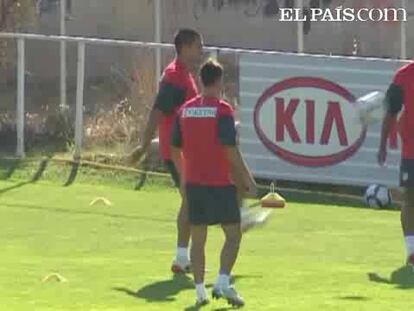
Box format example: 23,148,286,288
0,0,37,72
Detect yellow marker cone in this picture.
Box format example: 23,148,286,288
89,197,112,207
42,273,68,283
260,182,286,208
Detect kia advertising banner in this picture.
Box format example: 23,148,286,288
239,53,409,187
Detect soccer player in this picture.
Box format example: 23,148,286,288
378,61,414,265
128,29,203,273
171,60,256,306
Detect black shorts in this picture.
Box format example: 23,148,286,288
400,159,414,187
186,184,240,226
164,160,180,188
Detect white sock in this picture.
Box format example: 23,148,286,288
176,247,189,261
195,283,207,299
405,236,414,257
215,274,230,289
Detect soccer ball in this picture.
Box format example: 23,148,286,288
240,206,273,233
354,91,385,126
364,184,392,209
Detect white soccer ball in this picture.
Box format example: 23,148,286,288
354,91,385,126
240,206,273,233
364,184,392,209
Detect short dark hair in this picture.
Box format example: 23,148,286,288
174,29,200,54
200,59,223,87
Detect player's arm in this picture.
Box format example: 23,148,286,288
128,79,186,164
218,114,256,196
135,108,162,153
227,147,257,196
378,82,403,166
232,121,255,194
171,116,185,196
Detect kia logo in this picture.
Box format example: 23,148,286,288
254,77,367,167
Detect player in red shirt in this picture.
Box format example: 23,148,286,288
128,29,202,273
171,60,256,307
378,62,414,266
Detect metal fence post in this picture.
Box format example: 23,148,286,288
296,0,304,53
16,38,25,158
210,48,219,60
74,42,86,160
154,0,162,86
60,0,68,110
400,0,407,59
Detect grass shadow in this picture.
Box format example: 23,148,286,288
113,274,255,308
368,265,414,289
337,295,370,301
183,304,218,311
64,161,79,187
183,275,256,311
184,306,236,311
2,202,173,223
0,158,50,195
113,274,193,303
31,157,50,182
0,181,30,195
0,158,20,180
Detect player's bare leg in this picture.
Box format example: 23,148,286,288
220,223,241,276
213,223,244,307
402,188,414,266
177,199,191,248
171,199,192,273
190,225,209,306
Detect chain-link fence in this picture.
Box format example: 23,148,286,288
0,35,244,173
3,0,411,159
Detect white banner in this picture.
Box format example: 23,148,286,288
239,53,410,187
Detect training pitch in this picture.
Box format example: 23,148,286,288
0,178,413,310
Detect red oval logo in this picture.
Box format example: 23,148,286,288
254,77,366,167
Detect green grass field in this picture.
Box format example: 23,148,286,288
1,163,414,310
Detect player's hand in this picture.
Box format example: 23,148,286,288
377,146,387,167
126,145,146,165
245,179,258,197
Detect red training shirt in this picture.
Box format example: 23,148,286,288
386,62,414,159
171,96,237,186
154,59,198,161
